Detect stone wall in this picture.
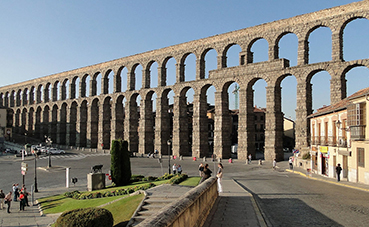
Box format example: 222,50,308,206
137,177,218,227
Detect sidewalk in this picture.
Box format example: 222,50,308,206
285,165,369,193
0,185,86,227
202,179,266,227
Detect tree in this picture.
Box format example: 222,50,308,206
110,139,131,186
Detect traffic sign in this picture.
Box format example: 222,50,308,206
21,166,28,171
21,170,26,175
21,162,28,168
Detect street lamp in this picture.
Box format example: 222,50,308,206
34,154,38,192
167,139,172,174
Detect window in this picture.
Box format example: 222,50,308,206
348,103,366,126
358,147,365,167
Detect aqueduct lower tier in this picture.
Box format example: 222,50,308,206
1,1,369,161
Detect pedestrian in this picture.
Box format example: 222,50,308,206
19,192,25,211
4,191,12,213
289,157,293,170
0,190,5,210
216,163,223,193
198,163,204,177
248,154,252,164
172,163,177,174
12,184,19,202
21,186,30,206
177,165,182,174
336,163,342,182
273,159,277,169
199,164,212,183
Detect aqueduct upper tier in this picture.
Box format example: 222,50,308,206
1,0,368,161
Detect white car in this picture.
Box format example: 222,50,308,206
47,148,65,154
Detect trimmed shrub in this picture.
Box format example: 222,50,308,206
111,139,132,186
169,174,188,184
55,207,113,227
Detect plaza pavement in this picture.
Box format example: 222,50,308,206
1,156,369,227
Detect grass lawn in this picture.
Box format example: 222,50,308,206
39,180,169,214
103,193,144,226
179,177,201,186
38,194,128,214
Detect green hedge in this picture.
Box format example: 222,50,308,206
55,207,113,227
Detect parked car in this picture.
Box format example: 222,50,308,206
47,148,65,154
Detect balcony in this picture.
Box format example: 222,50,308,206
350,125,366,140
337,137,347,147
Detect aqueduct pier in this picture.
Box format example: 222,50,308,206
1,1,368,161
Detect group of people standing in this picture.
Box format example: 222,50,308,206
198,162,224,193
0,183,30,213
172,164,182,174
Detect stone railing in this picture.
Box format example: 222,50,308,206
137,177,218,227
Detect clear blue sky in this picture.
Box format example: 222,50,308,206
1,0,368,119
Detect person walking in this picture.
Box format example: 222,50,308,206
199,164,212,183
289,157,293,170
216,163,224,193
273,159,277,170
198,163,204,177
19,192,25,211
177,165,182,174
0,190,5,210
172,164,177,174
4,191,12,213
336,163,342,182
21,186,30,206
248,154,252,164
12,183,19,202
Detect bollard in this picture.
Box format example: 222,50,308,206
180,155,183,160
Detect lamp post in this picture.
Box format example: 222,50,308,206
34,154,38,192
167,139,171,174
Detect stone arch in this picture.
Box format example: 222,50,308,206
51,104,58,144
248,37,270,63
42,105,50,139
79,100,88,147
28,107,35,136
21,108,28,134
35,106,42,140
340,63,369,99
305,24,333,64
14,108,21,134
222,43,242,68
341,16,369,61
59,102,68,145
29,86,35,105
139,90,156,155
61,78,69,100
112,94,126,142
22,88,28,106
71,76,80,99
102,96,112,149
200,48,218,79
92,72,102,96
162,56,177,86
125,92,140,152
154,88,175,155
306,69,332,114
89,98,99,148
103,69,114,94
52,81,60,101
130,63,143,91
0,92,3,106
69,101,78,146
146,60,159,88
180,52,197,82
44,82,51,102
116,66,128,92
275,31,299,66
16,89,22,107
36,85,43,104
81,74,90,97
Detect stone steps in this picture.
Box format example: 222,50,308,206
127,184,193,226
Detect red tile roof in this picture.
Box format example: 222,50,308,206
308,87,369,118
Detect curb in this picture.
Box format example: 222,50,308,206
233,179,269,227
285,169,369,193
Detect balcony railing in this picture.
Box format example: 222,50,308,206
350,125,366,140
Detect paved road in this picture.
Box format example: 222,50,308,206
235,167,369,227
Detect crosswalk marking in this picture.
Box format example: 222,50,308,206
38,153,110,160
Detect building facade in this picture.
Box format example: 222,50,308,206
309,87,369,185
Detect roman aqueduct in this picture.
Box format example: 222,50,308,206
0,1,368,161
